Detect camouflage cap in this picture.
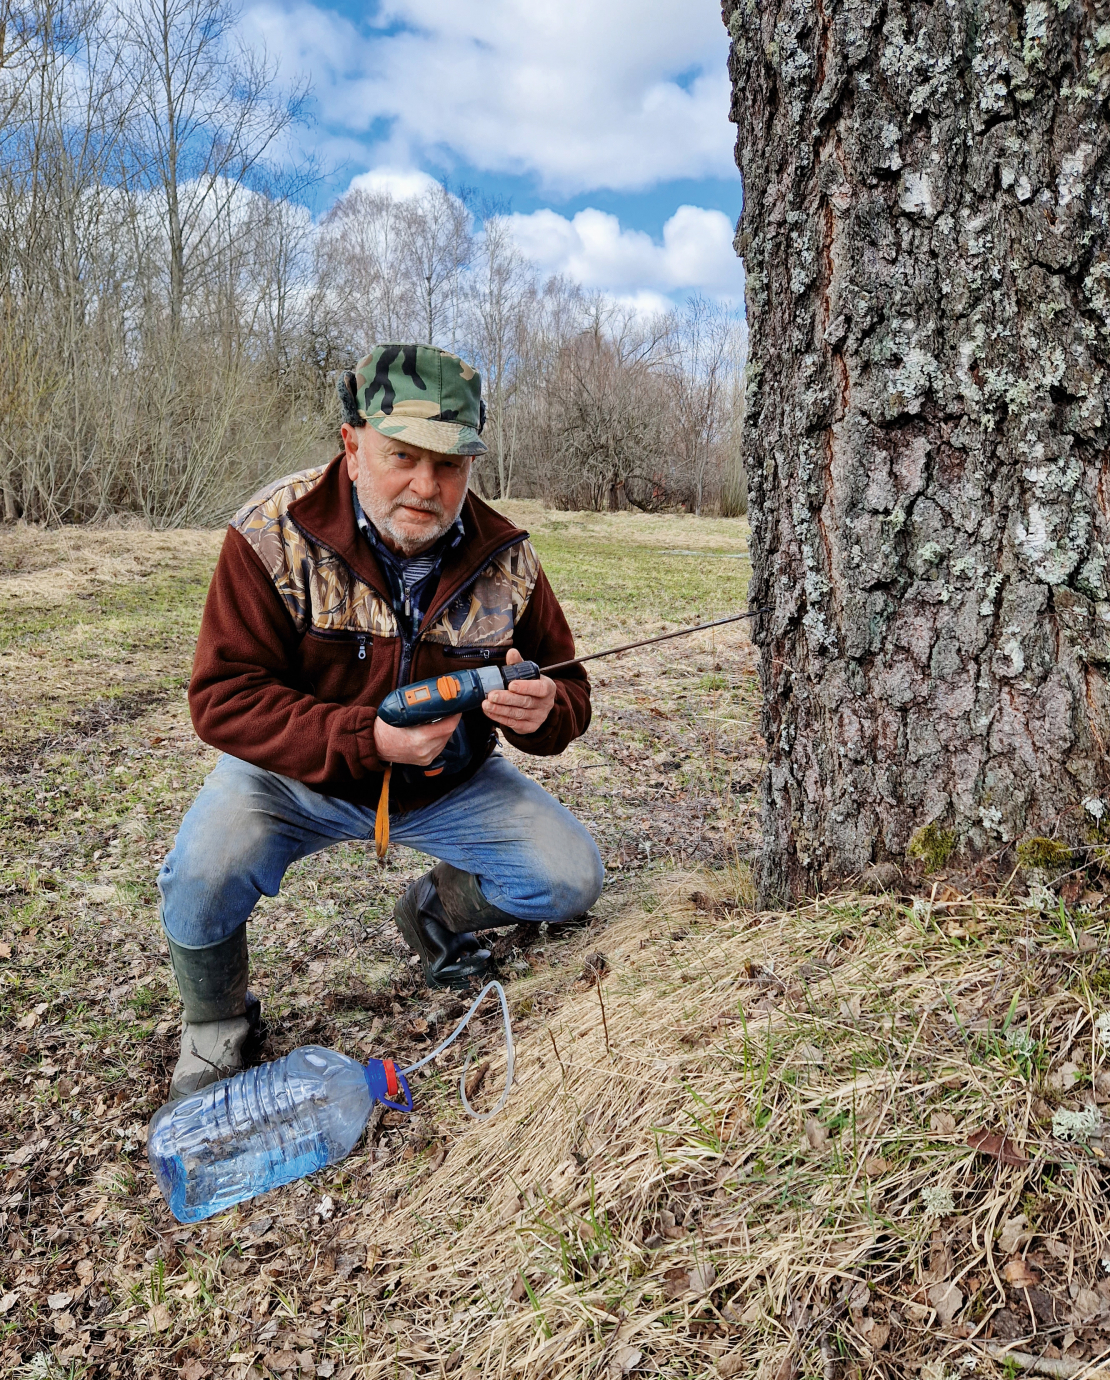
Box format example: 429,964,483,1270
350,344,487,456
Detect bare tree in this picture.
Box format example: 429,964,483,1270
468,214,531,498
666,295,741,516
401,183,473,347
315,187,419,351
121,0,305,330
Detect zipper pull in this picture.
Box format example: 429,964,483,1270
357,636,367,661
404,587,411,618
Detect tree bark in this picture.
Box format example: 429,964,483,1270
725,0,1110,901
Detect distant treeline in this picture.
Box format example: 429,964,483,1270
0,0,747,526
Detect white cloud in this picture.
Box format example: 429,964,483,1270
348,167,444,201
504,205,745,302
241,0,737,195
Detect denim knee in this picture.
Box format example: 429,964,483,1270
547,829,605,920
158,768,286,948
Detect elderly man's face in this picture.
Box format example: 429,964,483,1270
343,423,472,556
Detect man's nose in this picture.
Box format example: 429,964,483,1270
407,461,438,497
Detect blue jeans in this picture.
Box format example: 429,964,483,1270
158,753,605,949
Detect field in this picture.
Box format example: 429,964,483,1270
1,507,1109,1380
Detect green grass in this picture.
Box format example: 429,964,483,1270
529,533,750,631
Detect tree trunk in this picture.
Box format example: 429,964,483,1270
725,0,1110,902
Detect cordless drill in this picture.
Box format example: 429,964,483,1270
376,662,541,729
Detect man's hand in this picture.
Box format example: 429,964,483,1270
482,647,557,735
373,712,462,766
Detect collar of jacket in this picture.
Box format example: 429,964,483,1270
287,454,529,628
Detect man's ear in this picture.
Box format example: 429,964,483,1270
341,423,361,481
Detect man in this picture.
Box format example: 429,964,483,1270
158,344,604,1100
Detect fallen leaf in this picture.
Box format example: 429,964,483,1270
180,1361,210,1380
315,1194,335,1221
735,1298,763,1326
967,1129,1028,1166
998,1214,1031,1255
48,1292,73,1310
1002,1258,1039,1288
7,1144,37,1166
246,1215,273,1237
864,1156,890,1177
1053,1061,1081,1091
465,1060,490,1099
409,1017,429,1036
182,1280,201,1300
662,1266,689,1301
149,1303,172,1332
317,1363,336,1378
805,1118,828,1151
1070,1288,1102,1322
52,1311,75,1335
509,1272,529,1303
718,1349,746,1378
75,1260,94,1286
928,1281,964,1327
610,1344,643,1377
848,1282,870,1312
0,942,11,958
688,1262,716,1295
930,1110,957,1136
262,1353,297,1375
858,1317,890,1351
0,1293,17,1315
84,1197,107,1225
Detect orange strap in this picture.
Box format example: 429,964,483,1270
374,764,392,860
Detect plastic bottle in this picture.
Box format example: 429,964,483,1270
147,1048,412,1224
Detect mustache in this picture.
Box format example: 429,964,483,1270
389,496,444,517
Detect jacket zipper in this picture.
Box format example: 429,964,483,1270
404,536,522,685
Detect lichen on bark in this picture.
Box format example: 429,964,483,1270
724,0,1110,902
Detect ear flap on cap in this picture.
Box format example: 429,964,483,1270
478,399,487,435
337,371,363,426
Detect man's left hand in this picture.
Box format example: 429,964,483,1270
482,647,557,735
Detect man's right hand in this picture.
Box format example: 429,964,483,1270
373,712,462,767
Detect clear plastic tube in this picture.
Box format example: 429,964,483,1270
402,979,515,1120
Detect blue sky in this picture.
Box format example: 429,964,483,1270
242,0,746,311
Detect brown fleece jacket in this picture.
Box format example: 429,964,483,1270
189,457,590,810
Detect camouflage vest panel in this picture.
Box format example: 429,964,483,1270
231,468,540,649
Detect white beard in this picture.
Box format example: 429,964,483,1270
358,485,458,556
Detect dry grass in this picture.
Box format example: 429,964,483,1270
23,879,1108,1380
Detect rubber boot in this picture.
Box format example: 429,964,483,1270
394,862,517,990
166,925,261,1101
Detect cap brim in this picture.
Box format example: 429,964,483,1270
367,415,487,456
